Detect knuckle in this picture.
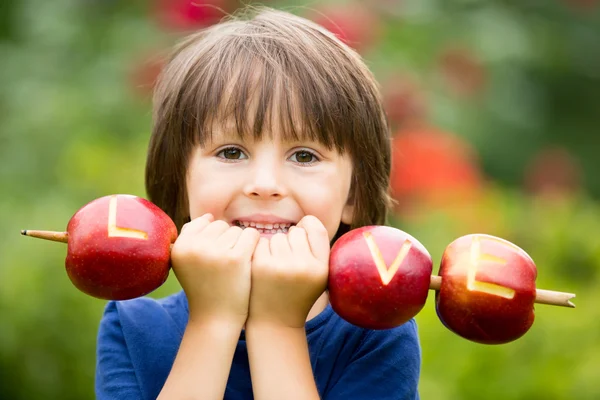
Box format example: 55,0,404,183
241,227,258,237
212,220,230,230
272,232,286,239
224,251,243,265
171,244,196,265
312,220,328,234
290,226,305,235
230,225,243,233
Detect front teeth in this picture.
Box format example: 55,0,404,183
236,220,293,233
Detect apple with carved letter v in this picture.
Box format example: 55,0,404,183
328,226,433,330
65,194,178,300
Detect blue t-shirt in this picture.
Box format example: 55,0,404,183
95,290,421,399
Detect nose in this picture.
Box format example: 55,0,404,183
243,158,288,199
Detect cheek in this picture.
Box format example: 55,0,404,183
187,178,232,220
298,179,350,239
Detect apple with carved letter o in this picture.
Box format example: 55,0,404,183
65,194,178,300
435,234,537,344
329,226,433,330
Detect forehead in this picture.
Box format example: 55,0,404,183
206,113,315,145
196,63,342,151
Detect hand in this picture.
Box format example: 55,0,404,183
248,215,330,328
171,213,261,325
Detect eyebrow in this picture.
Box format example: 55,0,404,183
209,124,318,146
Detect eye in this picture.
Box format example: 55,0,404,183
217,146,247,160
289,149,318,164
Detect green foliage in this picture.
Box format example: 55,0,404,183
1,0,598,398
394,193,600,399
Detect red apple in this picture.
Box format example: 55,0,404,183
435,234,537,344
65,194,177,300
329,226,432,330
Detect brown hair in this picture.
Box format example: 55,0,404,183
145,6,393,241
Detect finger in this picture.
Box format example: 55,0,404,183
198,219,230,240
296,215,330,263
287,226,311,255
252,237,271,262
269,232,292,259
180,213,214,235
231,227,261,256
215,225,244,248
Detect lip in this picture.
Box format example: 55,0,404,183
232,214,297,225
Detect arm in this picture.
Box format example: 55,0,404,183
157,317,243,400
158,215,260,399
247,217,330,400
246,323,320,400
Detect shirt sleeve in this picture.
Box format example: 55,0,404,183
95,301,144,400
325,319,421,400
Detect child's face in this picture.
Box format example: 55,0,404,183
186,128,354,240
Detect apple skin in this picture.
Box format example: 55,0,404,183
65,194,178,300
329,226,432,330
435,234,537,344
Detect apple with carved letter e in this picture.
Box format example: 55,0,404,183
65,194,178,300
435,234,537,344
328,226,433,330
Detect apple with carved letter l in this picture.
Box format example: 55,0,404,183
65,194,178,300
435,234,537,344
329,226,433,330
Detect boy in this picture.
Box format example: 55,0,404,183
96,7,421,399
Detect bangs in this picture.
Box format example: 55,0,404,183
178,33,370,153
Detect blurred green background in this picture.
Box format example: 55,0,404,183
1,0,599,398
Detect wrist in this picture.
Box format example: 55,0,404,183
188,313,247,333
245,317,306,332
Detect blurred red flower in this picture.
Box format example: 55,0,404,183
129,51,167,97
154,0,237,31
309,3,381,53
524,146,582,199
383,75,428,129
562,0,599,10
439,47,486,98
390,125,484,207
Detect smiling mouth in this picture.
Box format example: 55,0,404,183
234,220,296,234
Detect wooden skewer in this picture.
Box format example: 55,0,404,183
22,229,576,309
22,229,68,243
429,275,575,308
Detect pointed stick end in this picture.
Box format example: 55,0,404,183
20,230,69,243
566,294,576,308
